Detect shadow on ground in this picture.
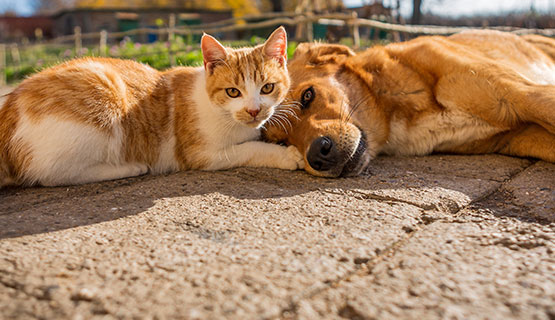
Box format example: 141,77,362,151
1,154,550,240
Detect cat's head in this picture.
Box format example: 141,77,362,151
201,27,290,129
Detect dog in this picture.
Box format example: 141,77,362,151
263,30,555,177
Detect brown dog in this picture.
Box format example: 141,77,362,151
263,30,555,177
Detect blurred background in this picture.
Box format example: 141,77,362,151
0,0,553,84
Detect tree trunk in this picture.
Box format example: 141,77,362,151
411,0,422,24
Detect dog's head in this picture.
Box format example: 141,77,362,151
263,43,373,177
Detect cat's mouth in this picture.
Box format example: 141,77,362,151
237,109,272,128
245,119,263,128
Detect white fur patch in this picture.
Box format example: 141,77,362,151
192,70,261,169
525,62,555,85
152,92,179,174
153,134,179,174
12,113,125,185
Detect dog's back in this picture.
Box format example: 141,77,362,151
448,30,555,85
522,34,555,62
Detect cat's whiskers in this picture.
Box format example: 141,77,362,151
275,103,301,122
279,101,302,110
274,108,299,121
271,113,292,134
339,95,349,144
219,117,241,163
277,103,301,110
267,115,288,135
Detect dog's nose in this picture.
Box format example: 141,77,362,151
247,109,259,118
307,136,340,171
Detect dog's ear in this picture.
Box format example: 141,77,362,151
292,43,316,60
292,43,355,65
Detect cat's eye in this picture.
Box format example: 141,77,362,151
226,88,241,98
301,87,314,108
261,83,274,94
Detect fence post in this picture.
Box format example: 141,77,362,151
169,13,176,41
74,26,82,56
294,16,305,41
0,44,6,86
351,11,360,49
306,12,314,42
34,28,43,42
10,44,20,67
100,30,107,56
168,14,176,67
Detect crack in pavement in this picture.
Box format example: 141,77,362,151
276,160,538,320
0,158,543,319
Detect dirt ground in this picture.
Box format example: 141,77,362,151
0,88,554,319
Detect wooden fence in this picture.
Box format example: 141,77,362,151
1,11,555,85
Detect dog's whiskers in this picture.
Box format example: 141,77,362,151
344,95,367,124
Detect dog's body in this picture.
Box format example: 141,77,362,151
263,30,555,177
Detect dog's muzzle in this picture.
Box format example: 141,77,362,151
306,132,369,177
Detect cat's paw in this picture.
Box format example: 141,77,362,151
286,145,305,170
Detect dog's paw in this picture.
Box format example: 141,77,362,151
286,145,305,170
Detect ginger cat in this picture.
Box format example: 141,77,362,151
0,27,303,187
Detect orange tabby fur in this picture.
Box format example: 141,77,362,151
0,27,303,187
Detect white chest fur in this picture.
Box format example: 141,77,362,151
12,113,126,185
191,71,260,158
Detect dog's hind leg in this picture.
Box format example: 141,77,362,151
440,124,555,162
519,85,555,135
497,125,555,162
435,73,555,135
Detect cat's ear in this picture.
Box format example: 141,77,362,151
201,33,227,73
263,26,287,65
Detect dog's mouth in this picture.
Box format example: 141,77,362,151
304,126,371,178
339,131,370,177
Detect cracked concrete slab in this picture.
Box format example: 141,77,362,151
0,147,553,319
1,169,426,319
295,218,555,320
498,162,555,223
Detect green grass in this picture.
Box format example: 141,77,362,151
4,35,297,84
3,35,386,84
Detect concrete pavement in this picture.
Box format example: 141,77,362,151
0,153,553,319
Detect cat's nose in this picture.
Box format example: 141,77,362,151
247,108,260,118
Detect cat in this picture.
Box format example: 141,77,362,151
0,26,303,187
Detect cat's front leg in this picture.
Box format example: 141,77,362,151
207,141,304,171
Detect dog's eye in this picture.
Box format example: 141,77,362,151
301,87,314,108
